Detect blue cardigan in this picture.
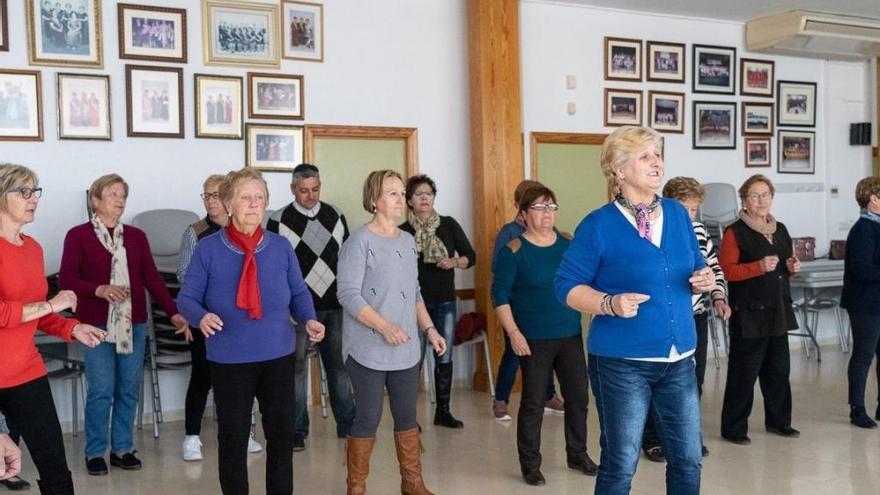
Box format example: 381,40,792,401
840,217,880,315
555,199,704,358
178,229,317,364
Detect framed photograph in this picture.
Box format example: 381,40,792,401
0,69,43,141
1,0,9,52
282,0,323,62
604,88,642,127
740,58,774,97
741,102,773,135
125,64,183,138
693,101,736,149
646,41,685,83
247,72,304,120
744,137,771,167
693,44,735,94
195,74,243,139
245,123,303,171
56,73,110,140
777,81,816,127
604,37,642,81
778,129,815,174
25,0,103,67
117,3,187,63
648,91,684,133
202,0,279,68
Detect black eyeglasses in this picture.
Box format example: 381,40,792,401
201,192,221,200
8,187,43,199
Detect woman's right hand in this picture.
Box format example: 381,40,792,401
380,322,410,346
611,293,651,318
199,313,224,337
759,255,780,272
509,330,531,356
48,290,78,313
96,284,130,304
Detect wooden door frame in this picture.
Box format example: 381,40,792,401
304,124,420,177
529,132,608,179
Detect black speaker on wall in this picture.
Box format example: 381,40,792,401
850,122,871,145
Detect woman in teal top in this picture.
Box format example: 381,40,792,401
492,185,597,486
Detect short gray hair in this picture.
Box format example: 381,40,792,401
291,163,320,185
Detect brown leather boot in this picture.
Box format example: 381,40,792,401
346,436,375,495
394,428,436,495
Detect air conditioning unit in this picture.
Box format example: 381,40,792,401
746,10,880,61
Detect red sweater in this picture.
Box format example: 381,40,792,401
0,236,78,388
59,223,178,326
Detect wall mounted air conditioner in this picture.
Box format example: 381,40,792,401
746,10,880,61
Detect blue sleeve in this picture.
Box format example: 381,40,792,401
491,223,518,273
686,210,706,273
491,246,517,307
286,243,317,323
848,222,880,282
554,216,603,307
177,241,210,327
176,225,197,284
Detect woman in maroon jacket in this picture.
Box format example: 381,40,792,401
59,174,187,476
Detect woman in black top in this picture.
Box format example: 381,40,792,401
400,174,475,429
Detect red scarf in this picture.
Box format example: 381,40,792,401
226,223,264,319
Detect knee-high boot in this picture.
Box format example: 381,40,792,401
346,436,375,495
433,362,463,428
394,428,435,495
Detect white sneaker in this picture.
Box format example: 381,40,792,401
183,435,203,461
247,433,263,453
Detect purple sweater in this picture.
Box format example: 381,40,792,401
177,229,317,364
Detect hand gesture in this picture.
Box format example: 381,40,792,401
759,255,780,273
175,325,194,343
305,319,325,343
48,290,77,313
96,284,130,305
689,267,716,294
713,299,732,320
199,313,224,337
509,330,531,356
380,322,409,346
72,324,106,348
611,293,651,318
427,327,447,356
0,434,22,481
786,256,801,275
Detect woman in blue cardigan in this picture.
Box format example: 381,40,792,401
555,126,715,495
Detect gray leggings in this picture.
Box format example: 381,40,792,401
346,357,420,438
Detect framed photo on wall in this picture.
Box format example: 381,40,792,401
646,41,685,83
56,73,110,140
693,101,736,149
1,0,9,52
247,72,304,120
648,91,684,133
245,123,304,171
604,37,642,81
117,3,187,63
202,0,279,68
778,129,815,174
777,81,816,127
195,74,243,139
0,69,43,141
744,137,771,167
25,0,103,67
693,44,735,94
125,64,184,138
604,88,642,126
282,0,323,62
741,102,773,135
740,58,774,97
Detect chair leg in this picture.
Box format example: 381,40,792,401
318,354,329,419
137,363,145,431
427,353,436,405
481,336,496,398
835,306,849,353
708,314,721,370
71,377,78,437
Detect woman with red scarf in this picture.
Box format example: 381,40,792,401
177,168,324,495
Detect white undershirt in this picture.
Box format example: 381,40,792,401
293,201,321,218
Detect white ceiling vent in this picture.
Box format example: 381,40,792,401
746,10,880,61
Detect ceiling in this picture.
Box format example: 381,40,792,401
553,0,880,22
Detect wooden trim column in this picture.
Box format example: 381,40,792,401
467,0,524,392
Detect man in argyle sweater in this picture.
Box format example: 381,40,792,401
267,163,355,451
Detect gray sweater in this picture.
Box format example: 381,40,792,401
0,412,7,434
337,225,423,371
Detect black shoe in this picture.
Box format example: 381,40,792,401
85,456,108,476
521,469,545,486
850,406,878,429
567,455,598,476
701,445,710,457
875,403,880,421
433,408,464,429
722,435,751,445
109,452,142,470
766,426,800,438
0,476,31,491
293,433,306,452
642,445,665,463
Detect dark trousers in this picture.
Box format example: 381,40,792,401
210,354,295,495
346,357,420,438
721,318,792,438
0,376,73,493
495,331,556,403
847,312,880,409
185,329,212,436
516,334,588,472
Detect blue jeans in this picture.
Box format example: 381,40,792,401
419,301,457,364
495,332,557,403
589,354,702,495
83,323,145,458
294,309,356,438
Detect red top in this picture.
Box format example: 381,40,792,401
0,235,78,388
718,229,766,282
59,223,178,326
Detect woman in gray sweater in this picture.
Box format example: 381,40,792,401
337,170,446,495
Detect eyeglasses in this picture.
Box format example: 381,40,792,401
746,192,772,201
529,203,559,211
201,192,221,200
8,187,43,199
412,191,435,199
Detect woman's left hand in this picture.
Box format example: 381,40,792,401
170,314,189,333
689,267,716,294
436,257,456,270
427,327,447,356
713,299,732,320
72,324,106,348
786,256,801,275
305,319,325,342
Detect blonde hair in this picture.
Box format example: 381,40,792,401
663,177,705,203
855,177,880,208
600,126,663,196
203,174,226,191
0,163,39,211
362,169,403,213
219,168,269,211
738,174,775,204
89,174,129,204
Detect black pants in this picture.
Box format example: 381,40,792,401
210,353,295,495
721,318,792,438
346,357,419,438
185,329,212,436
0,376,73,493
847,312,880,409
517,334,588,472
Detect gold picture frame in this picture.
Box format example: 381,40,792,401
201,0,280,68
25,0,104,68
195,74,243,139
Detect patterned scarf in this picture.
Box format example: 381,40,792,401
616,194,660,242
861,208,880,224
408,210,448,264
225,223,264,320
739,209,778,235
91,215,133,354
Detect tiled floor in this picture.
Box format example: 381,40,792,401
13,345,880,494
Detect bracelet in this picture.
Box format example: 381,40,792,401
47,301,55,313
424,325,436,333
608,294,620,317
600,294,610,316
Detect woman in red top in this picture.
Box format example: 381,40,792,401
0,163,105,495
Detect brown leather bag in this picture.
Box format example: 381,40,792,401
829,240,846,260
